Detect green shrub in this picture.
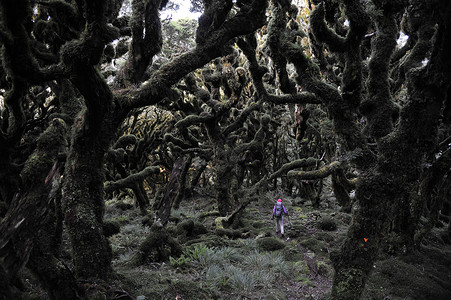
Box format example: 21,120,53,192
170,244,209,268
169,254,191,268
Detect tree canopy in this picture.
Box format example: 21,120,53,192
0,0,450,299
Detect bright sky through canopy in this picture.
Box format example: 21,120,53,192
162,0,201,20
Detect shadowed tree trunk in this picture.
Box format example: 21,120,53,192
330,1,451,298
157,156,185,226
59,0,118,278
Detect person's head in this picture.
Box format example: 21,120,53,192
277,198,282,202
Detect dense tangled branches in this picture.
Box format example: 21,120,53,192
0,0,450,299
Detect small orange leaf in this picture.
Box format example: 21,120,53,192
364,238,368,242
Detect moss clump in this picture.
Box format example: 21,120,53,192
333,268,365,300
314,232,335,242
215,228,243,239
252,220,266,228
176,220,207,236
281,245,303,262
287,223,308,239
133,225,182,264
317,215,338,231
176,220,208,243
257,237,286,251
317,261,329,276
363,257,451,300
300,238,327,255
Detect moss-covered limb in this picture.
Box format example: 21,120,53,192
118,0,267,113
233,114,271,155
266,2,297,95
173,155,192,209
0,1,68,83
169,143,213,157
279,32,369,158
287,160,342,180
183,73,211,103
414,150,451,245
222,100,262,136
195,0,234,45
164,133,193,150
104,166,161,193
120,0,163,84
391,2,436,94
236,36,268,98
340,0,370,108
214,200,248,229
174,113,214,129
268,0,369,152
310,2,347,52
186,159,207,197
3,79,27,142
332,168,354,212
268,157,319,181
360,6,399,139
113,134,138,149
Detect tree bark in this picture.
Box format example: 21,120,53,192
157,157,185,226
331,1,451,297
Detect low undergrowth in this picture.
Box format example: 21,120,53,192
19,193,451,300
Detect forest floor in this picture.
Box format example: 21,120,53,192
22,188,451,300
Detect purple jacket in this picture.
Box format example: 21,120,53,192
272,202,288,217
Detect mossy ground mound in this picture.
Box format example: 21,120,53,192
363,242,451,300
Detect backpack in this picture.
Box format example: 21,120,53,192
274,202,283,217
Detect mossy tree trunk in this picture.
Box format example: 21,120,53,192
0,119,84,299
156,157,185,226
173,155,193,209
60,0,118,279
330,1,451,298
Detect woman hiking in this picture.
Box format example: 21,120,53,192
272,198,288,237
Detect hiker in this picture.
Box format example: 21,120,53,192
272,198,288,237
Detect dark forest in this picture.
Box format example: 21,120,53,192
1,0,450,299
